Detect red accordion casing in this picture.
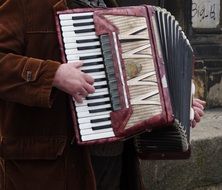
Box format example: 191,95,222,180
55,5,193,159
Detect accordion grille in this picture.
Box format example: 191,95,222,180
104,15,162,128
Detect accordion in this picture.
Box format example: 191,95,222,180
55,5,194,158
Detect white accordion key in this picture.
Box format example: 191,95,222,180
82,58,103,64
79,120,112,130
78,114,110,124
81,63,104,71
77,111,111,118
80,127,113,136
59,12,93,20
81,131,115,141
63,35,98,44
60,18,94,26
64,41,101,49
75,97,110,107
62,31,96,38
68,50,102,58
61,24,95,32
66,51,102,61
87,89,109,97
76,104,112,113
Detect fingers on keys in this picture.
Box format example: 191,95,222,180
73,73,95,103
84,72,94,85
73,93,84,103
65,62,94,103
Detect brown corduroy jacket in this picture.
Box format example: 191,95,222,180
0,0,118,160
0,0,121,190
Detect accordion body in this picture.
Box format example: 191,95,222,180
55,5,194,158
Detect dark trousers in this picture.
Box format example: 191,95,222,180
91,155,122,190
91,140,144,190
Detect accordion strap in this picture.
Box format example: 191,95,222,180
68,0,107,8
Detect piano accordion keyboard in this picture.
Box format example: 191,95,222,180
59,12,118,141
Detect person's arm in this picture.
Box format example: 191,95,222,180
0,0,61,107
0,0,95,107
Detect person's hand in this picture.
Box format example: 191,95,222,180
192,98,206,128
53,62,95,103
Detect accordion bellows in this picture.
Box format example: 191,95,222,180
55,5,193,159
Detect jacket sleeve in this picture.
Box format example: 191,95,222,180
0,0,61,108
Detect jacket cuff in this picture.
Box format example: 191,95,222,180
40,59,61,107
22,57,61,107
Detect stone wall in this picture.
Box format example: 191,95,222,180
139,109,222,190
